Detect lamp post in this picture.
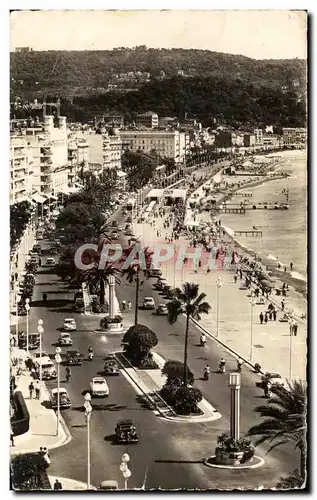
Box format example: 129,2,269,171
84,392,92,490
55,346,62,436
249,298,256,362
120,453,131,490
15,292,21,338
37,319,44,399
216,276,222,337
288,315,295,380
25,298,30,354
229,372,241,440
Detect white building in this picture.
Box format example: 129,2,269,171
68,136,89,184
10,136,33,204
120,129,188,163
135,112,159,128
102,128,122,170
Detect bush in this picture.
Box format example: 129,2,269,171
217,433,254,462
123,324,158,367
161,360,194,387
11,452,52,490
160,381,180,406
173,387,203,415
100,315,122,329
11,391,29,436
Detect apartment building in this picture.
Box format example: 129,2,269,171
135,112,159,129
120,129,188,163
68,136,89,184
102,129,122,170
244,134,256,147
282,127,307,145
254,128,263,146
10,137,32,204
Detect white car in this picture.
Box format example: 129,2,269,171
34,351,49,359
90,377,109,397
63,318,77,331
143,297,156,310
45,257,56,266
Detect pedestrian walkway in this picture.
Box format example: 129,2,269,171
10,348,71,455
133,196,307,381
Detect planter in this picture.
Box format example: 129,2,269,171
104,322,124,333
215,447,244,466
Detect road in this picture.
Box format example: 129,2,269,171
20,183,300,490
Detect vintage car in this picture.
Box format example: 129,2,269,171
143,297,156,310
115,419,139,444
65,349,82,366
63,318,77,331
156,304,168,316
104,356,120,376
147,268,162,279
255,372,286,389
39,359,57,380
50,388,71,410
58,332,73,346
90,377,109,397
154,278,167,291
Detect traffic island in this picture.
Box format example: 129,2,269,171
204,454,265,470
99,315,124,334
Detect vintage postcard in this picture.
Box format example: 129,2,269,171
9,9,307,491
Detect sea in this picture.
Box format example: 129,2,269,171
220,150,307,280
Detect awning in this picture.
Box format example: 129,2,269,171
32,193,46,204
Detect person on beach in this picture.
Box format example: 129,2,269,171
234,273,238,284
281,300,285,311
259,312,264,324
264,312,268,324
54,479,63,490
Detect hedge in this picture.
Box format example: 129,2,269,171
11,452,52,491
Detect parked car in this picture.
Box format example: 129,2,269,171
45,257,56,266
99,481,119,491
58,332,72,346
156,304,168,316
115,419,138,444
154,278,167,291
32,244,42,254
50,388,71,410
104,357,120,376
162,285,173,296
90,377,109,397
147,268,162,278
63,318,77,331
65,349,82,365
143,297,156,310
34,351,49,360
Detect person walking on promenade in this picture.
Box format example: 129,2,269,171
294,322,298,336
281,300,285,311
234,273,238,284
289,322,294,336
290,262,293,271
273,309,277,321
29,381,34,399
264,312,268,324
269,310,272,321
35,380,40,399
259,312,264,324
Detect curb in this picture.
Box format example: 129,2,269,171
190,317,264,375
204,455,265,470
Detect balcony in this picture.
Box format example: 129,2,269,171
40,147,53,156
40,157,53,165
40,175,53,185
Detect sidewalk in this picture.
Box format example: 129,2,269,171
48,476,97,490
10,349,71,455
133,192,306,381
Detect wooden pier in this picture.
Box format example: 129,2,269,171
234,230,263,237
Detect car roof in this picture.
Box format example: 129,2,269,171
144,296,154,300
60,332,71,336
117,419,134,426
158,304,167,307
52,388,68,395
67,349,79,354
92,377,106,382
64,318,75,322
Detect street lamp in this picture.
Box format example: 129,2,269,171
55,346,62,436
25,298,30,354
120,453,131,490
15,292,21,338
216,276,222,337
229,372,241,440
84,392,92,490
249,298,256,362
37,319,44,399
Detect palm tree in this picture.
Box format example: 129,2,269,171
247,380,307,484
167,282,211,387
121,245,153,325
83,263,121,306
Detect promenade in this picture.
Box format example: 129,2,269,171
133,171,307,381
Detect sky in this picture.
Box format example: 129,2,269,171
9,9,307,59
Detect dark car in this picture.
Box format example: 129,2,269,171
115,419,138,444
147,268,162,278
162,285,173,296
65,350,82,365
104,358,120,376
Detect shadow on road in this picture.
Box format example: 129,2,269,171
72,403,128,412
31,299,72,308
154,459,204,464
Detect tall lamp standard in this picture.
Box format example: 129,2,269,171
84,393,92,490
15,292,21,338
216,276,222,337
37,319,44,399
229,372,241,440
54,347,62,436
120,453,131,490
25,298,30,355
249,298,257,362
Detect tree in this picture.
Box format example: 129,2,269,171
276,470,304,490
173,387,202,415
167,282,211,387
123,324,158,367
83,263,121,306
121,245,153,325
162,360,194,386
10,200,33,248
11,453,51,490
247,380,307,484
